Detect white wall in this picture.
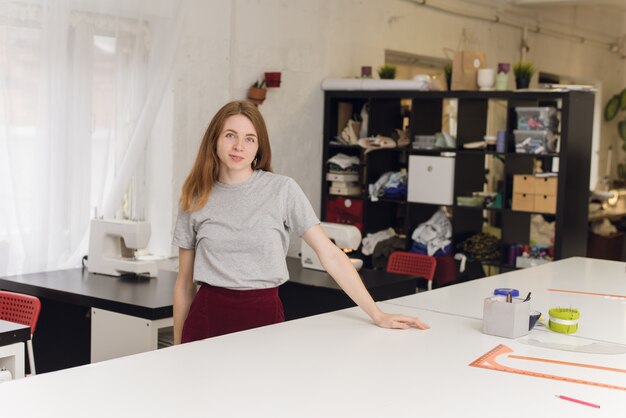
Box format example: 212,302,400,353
168,0,626,256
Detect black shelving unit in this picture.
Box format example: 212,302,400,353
322,89,594,270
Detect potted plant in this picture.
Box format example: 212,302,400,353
377,64,396,80
604,88,626,185
513,62,536,89
247,80,266,105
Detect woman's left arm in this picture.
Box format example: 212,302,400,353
301,224,429,330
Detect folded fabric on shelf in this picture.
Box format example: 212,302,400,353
411,209,452,256
369,171,407,202
358,135,396,154
361,227,396,256
327,153,360,173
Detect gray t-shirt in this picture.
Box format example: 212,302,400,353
172,170,319,290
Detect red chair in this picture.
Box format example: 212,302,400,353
0,291,41,375
386,251,437,291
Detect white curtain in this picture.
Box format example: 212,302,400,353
0,0,184,276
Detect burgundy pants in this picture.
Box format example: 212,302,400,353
181,284,284,343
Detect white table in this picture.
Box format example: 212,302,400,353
0,304,624,417
0,257,624,416
387,257,626,345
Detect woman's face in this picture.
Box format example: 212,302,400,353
216,114,259,177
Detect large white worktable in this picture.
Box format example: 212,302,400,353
0,257,624,417
388,257,626,345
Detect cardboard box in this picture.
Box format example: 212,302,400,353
512,193,534,212
326,172,359,182
483,296,530,339
534,194,556,214
535,177,557,196
513,175,536,194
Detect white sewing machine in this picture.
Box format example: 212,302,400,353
301,222,363,271
87,219,157,277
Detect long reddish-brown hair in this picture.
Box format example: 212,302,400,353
180,100,272,212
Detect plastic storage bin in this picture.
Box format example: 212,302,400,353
516,106,558,131
514,130,557,154
412,135,436,150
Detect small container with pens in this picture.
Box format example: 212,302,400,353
482,288,531,339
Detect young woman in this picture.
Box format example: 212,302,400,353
173,100,428,344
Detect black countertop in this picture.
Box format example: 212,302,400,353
0,268,176,320
285,257,415,290
282,257,417,320
0,258,416,321
0,319,30,347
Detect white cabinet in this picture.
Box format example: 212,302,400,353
407,155,455,205
0,342,24,380
91,308,173,362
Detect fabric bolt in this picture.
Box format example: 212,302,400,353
369,171,407,201
357,135,397,154
181,284,284,342
327,153,360,169
384,183,407,199
383,171,407,190
372,236,406,270
458,233,501,261
361,227,396,256
338,120,360,145
172,170,319,290
369,172,393,201
411,210,452,256
328,163,359,174
530,214,555,246
410,241,452,257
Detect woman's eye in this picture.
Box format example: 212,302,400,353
225,132,234,138
246,136,256,143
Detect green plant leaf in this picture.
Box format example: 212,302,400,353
605,95,620,121
513,61,536,78
620,88,626,111
378,64,396,79
619,119,626,141
619,163,626,180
